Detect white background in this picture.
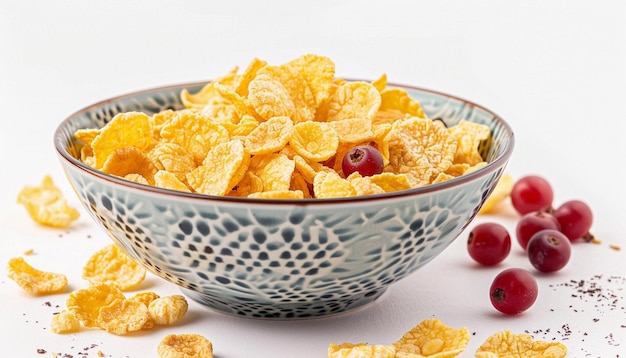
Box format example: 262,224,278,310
1,1,625,357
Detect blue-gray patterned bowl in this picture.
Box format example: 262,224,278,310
54,81,514,319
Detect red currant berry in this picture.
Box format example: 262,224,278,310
467,223,511,266
527,229,571,273
553,199,593,242
515,211,561,250
490,268,538,315
510,175,554,215
341,145,384,177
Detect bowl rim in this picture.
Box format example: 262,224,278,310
54,80,515,205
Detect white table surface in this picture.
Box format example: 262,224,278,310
1,1,625,357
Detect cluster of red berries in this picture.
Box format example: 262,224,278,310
467,175,594,315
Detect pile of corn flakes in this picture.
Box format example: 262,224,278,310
329,318,567,358
6,244,566,357
73,54,491,199
6,242,188,338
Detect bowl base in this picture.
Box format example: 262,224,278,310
180,287,388,320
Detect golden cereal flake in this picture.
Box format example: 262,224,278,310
129,291,161,307
289,121,339,162
221,114,260,137
123,173,150,185
234,57,268,96
328,342,396,358
475,330,567,358
186,139,248,196
379,87,426,119
148,295,189,326
158,333,213,358
244,115,294,155
17,175,80,228
326,81,382,122
150,109,178,139
368,173,411,193
97,298,150,335
82,243,146,291
384,117,457,186
371,73,388,93
314,171,356,198
66,283,126,328
328,117,375,144
101,146,158,185
448,120,490,166
73,128,100,147
154,170,191,192
247,73,297,121
247,190,304,199
248,153,295,192
51,309,82,334
159,111,230,166
91,112,154,169
293,155,332,184
7,257,68,295
230,171,264,197
392,318,470,358
284,53,335,109
148,142,197,182
180,68,238,109
347,173,386,196
257,64,317,123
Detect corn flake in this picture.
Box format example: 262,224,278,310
101,146,158,185
248,190,304,199
380,87,426,119
257,64,317,123
284,53,335,109
91,112,154,169
129,291,161,307
17,175,80,228
97,298,150,335
244,115,294,155
148,295,189,326
475,330,567,358
66,283,125,328
328,342,396,358
148,142,196,182
186,140,248,196
290,121,339,162
248,153,294,192
327,81,381,122
51,309,82,334
82,243,146,291
368,173,412,193
154,170,191,192
158,333,213,358
392,318,470,358
160,111,230,166
314,171,355,198
230,171,264,197
180,68,238,110
384,117,457,186
329,117,375,144
448,120,490,166
247,73,296,121
7,257,68,295
347,173,386,196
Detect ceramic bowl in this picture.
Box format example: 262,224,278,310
54,81,514,319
